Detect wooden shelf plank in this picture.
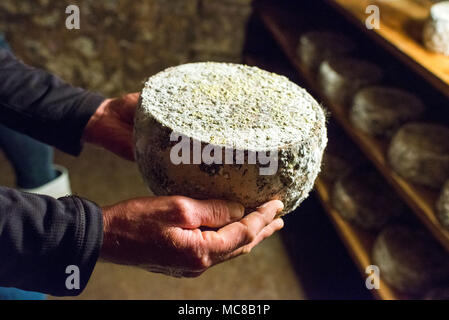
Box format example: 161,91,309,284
315,178,405,300
255,1,449,252
325,0,449,100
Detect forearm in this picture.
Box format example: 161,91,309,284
0,187,103,296
0,49,105,155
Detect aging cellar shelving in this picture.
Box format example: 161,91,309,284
325,0,449,100
247,0,449,300
255,0,449,254
244,52,405,300
314,178,405,300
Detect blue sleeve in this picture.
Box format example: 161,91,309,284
0,186,103,296
0,49,105,156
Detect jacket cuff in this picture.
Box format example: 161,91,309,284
50,196,103,296
72,196,103,296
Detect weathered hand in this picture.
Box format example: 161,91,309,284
100,196,284,277
83,92,139,161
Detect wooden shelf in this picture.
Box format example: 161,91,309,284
244,17,405,301
325,0,449,100
245,52,406,301
315,178,405,300
243,54,385,300
255,0,449,252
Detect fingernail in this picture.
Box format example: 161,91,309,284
230,202,245,219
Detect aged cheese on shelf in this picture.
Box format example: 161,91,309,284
372,225,449,295
331,169,404,231
318,57,384,107
297,31,356,73
134,62,328,215
388,123,449,189
350,86,425,138
436,180,449,231
423,1,449,56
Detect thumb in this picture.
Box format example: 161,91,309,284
189,199,245,228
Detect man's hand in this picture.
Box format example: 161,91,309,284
83,93,139,161
100,196,284,277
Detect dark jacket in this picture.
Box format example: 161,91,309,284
0,49,104,296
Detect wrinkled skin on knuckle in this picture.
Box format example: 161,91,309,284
242,223,257,244
210,200,231,224
214,234,228,252
252,210,266,223
204,230,239,257
167,229,208,272
171,196,196,227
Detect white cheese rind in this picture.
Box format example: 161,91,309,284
331,170,404,231
350,86,425,138
423,2,449,56
388,123,449,189
134,62,328,214
318,57,384,107
372,225,449,295
297,31,356,73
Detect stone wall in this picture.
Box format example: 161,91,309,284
0,0,253,96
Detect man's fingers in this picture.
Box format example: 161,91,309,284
254,200,284,218
204,200,284,254
180,198,245,229
225,218,284,260
109,127,134,161
119,92,140,123
143,197,244,228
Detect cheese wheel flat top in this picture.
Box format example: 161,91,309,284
140,62,325,150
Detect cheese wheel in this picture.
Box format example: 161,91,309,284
331,170,404,231
134,62,328,215
388,123,449,189
436,180,449,231
297,31,356,73
423,1,449,56
372,225,449,295
350,86,425,138
423,287,449,300
318,57,384,107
